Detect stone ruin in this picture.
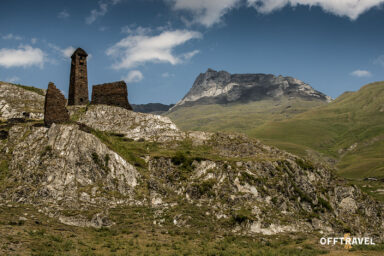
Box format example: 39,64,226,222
68,48,89,106
43,48,133,126
44,82,69,127
91,81,133,110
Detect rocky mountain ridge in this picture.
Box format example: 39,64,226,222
171,69,332,110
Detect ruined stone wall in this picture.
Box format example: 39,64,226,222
44,82,70,127
68,48,89,105
91,81,132,110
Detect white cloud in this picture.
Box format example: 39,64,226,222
86,0,122,24
48,44,75,59
106,30,202,69
350,69,372,77
2,33,22,40
58,9,70,19
169,0,240,27
247,0,384,20
182,50,200,60
0,45,45,68
123,70,143,83
62,46,76,58
168,0,384,27
7,76,21,83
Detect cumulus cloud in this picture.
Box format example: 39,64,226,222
350,69,372,77
86,0,121,24
48,44,75,59
247,0,384,20
123,70,144,83
2,33,22,40
61,46,76,58
168,0,384,27
58,9,70,19
0,45,45,68
169,0,240,27
106,30,202,69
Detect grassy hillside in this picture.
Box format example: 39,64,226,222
250,82,384,180
167,97,328,134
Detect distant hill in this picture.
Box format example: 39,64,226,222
131,103,174,114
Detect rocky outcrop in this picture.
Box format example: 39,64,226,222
0,82,45,119
1,123,139,209
171,69,332,110
91,81,132,110
77,105,183,142
44,82,70,127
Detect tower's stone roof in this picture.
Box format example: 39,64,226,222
71,48,88,58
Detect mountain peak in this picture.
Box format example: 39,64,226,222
172,70,331,109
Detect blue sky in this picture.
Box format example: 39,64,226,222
1,0,384,104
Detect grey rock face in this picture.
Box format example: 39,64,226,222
172,69,332,110
2,124,138,209
0,82,45,119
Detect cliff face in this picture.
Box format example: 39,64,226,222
172,69,331,110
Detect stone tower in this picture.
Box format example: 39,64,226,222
68,48,89,105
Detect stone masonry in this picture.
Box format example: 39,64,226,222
91,81,132,110
44,82,70,127
68,48,89,105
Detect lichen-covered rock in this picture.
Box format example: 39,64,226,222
0,82,44,120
